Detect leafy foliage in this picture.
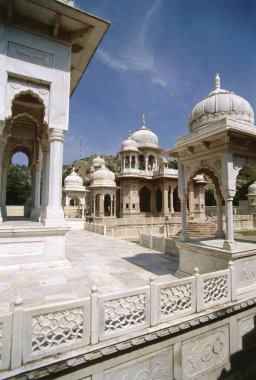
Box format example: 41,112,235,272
7,165,31,205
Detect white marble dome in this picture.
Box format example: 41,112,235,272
120,134,139,152
64,167,85,190
131,115,159,149
91,163,116,187
189,74,254,132
247,181,256,196
92,155,105,168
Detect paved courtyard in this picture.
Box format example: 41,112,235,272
0,230,178,313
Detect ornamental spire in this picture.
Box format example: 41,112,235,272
141,114,146,129
215,73,221,90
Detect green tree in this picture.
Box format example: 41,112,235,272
6,165,31,205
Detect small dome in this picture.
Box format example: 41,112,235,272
189,74,254,132
90,163,116,187
64,167,85,190
130,115,159,149
193,174,206,184
248,181,256,196
120,133,139,152
92,155,105,169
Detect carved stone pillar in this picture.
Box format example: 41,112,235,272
31,154,42,220
180,194,189,241
223,196,236,251
0,137,8,220
1,162,8,219
42,129,65,226
100,194,104,216
163,185,169,214
170,187,174,213
40,144,50,222
145,156,149,171
215,198,224,238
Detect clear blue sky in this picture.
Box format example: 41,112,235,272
58,1,256,163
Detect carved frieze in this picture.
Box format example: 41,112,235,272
0,241,44,256
8,42,53,68
104,348,173,380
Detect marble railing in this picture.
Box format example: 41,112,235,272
140,232,179,255
0,264,239,373
116,216,182,226
85,221,106,235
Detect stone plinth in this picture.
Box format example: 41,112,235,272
176,239,256,295
0,223,69,269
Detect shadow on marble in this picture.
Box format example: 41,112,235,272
123,253,178,276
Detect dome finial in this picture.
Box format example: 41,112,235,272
141,114,146,129
215,73,221,90
128,130,131,138
72,166,75,173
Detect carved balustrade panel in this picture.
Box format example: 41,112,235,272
158,277,196,322
23,299,90,362
99,287,150,340
201,270,231,309
32,307,84,352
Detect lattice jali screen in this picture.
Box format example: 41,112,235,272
23,299,90,362
161,283,192,316
99,287,150,340
158,277,196,322
201,270,231,309
32,307,83,352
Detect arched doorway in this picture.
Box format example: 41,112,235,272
104,194,111,216
156,188,162,212
138,155,145,170
95,194,100,216
6,152,31,217
140,186,151,212
173,186,181,212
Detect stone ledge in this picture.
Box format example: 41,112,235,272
4,295,256,380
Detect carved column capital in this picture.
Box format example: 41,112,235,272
48,129,65,143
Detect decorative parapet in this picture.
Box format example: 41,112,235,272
139,232,179,256
3,261,256,377
84,222,106,235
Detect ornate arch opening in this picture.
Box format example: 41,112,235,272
140,186,150,212
156,188,162,212
187,167,222,201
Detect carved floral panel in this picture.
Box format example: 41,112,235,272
182,326,229,378
238,259,256,284
104,347,173,380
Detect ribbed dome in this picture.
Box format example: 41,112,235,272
189,74,254,132
130,115,159,149
64,168,85,190
120,134,139,152
92,155,105,168
247,181,256,196
91,163,116,187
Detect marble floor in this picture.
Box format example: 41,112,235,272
0,230,178,313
